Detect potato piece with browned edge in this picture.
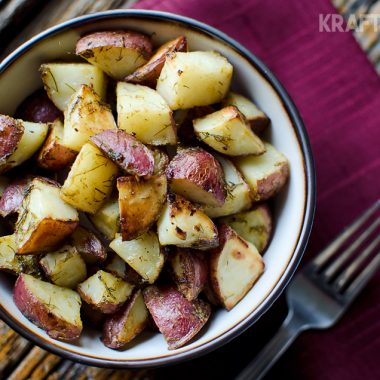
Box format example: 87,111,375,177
40,63,107,111
90,129,154,176
89,197,120,240
223,92,269,134
0,115,48,174
117,82,176,145
105,254,145,286
0,235,42,277
60,143,118,214
166,147,226,207
40,245,87,289
71,226,107,265
37,119,77,170
15,89,62,123
0,178,28,217
203,155,252,218
15,178,79,254
157,193,218,250
234,142,289,201
117,175,167,240
63,85,117,152
220,204,272,253
125,36,187,87
156,51,233,110
168,248,208,301
210,224,265,310
78,270,133,314
14,274,82,340
143,285,211,349
194,106,265,156
102,289,149,349
110,232,165,284
76,31,153,80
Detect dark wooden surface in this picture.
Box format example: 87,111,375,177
0,0,378,378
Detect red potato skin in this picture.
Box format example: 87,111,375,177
90,129,154,176
0,115,24,169
71,226,107,265
15,90,62,123
168,248,208,301
0,178,28,217
255,162,290,201
124,36,188,88
143,285,211,350
13,274,82,340
76,30,153,59
166,147,226,207
102,290,148,349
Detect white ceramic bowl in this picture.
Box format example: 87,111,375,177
0,10,315,368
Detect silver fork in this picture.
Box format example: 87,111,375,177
236,200,380,380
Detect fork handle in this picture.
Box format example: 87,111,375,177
235,309,309,380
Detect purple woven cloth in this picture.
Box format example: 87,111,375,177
133,0,380,379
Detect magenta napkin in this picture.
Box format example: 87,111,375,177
132,0,380,379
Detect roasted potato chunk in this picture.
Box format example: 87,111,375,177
89,197,120,240
0,234,42,277
40,63,107,111
125,36,187,87
14,274,82,340
156,51,233,110
37,119,77,170
234,142,289,201
157,193,218,250
193,106,265,156
15,89,62,123
203,155,252,218
78,270,133,314
143,285,211,349
71,226,107,265
40,245,87,289
110,232,165,284
220,204,272,253
223,92,269,134
102,289,149,349
0,178,28,217
90,129,154,176
166,147,226,207
117,82,176,145
117,175,167,240
60,143,118,214
0,115,48,174
63,85,117,152
210,224,265,310
168,248,208,301
15,178,79,254
76,31,153,80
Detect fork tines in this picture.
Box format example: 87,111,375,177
308,200,380,299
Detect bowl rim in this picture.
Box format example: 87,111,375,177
0,9,316,369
